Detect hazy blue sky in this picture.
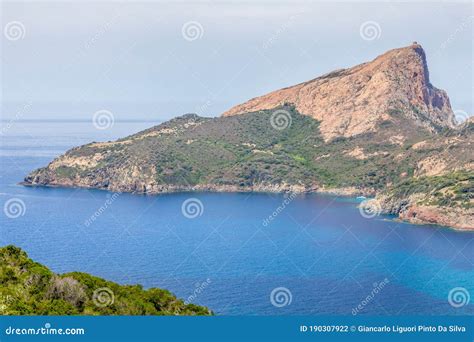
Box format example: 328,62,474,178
1,1,473,121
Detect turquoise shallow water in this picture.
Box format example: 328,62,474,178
0,121,473,315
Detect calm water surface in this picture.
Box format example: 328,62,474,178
1,121,473,315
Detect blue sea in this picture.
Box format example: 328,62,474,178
0,121,473,315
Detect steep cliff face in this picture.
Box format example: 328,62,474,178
23,44,473,230
223,43,455,140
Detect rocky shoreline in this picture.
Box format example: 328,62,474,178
21,44,473,232
22,180,472,231
377,193,474,232
21,179,372,196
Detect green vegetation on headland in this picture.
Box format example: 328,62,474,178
23,105,473,229
24,106,471,193
21,44,474,230
0,245,212,315
384,171,474,209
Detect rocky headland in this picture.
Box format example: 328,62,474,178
23,43,473,230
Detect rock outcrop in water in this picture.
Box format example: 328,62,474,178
23,44,473,230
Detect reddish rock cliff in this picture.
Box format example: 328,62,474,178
223,43,455,140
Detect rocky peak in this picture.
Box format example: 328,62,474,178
223,43,456,140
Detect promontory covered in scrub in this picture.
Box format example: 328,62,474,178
23,43,473,230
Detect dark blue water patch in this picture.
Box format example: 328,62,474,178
0,122,473,315
1,187,472,315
